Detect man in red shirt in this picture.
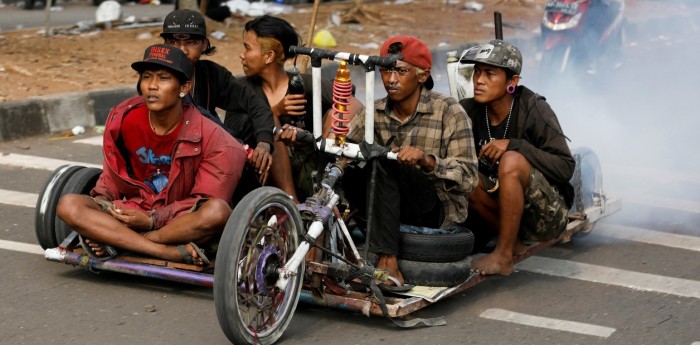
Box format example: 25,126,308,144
57,44,246,266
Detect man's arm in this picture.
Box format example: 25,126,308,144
150,129,246,229
424,101,479,195
506,99,575,183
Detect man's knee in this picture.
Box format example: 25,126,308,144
196,198,232,230
56,194,90,224
498,151,531,181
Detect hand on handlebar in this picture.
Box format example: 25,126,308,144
274,125,316,147
394,145,436,172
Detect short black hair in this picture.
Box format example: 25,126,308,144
244,15,300,60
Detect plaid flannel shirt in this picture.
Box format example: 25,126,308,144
347,87,478,226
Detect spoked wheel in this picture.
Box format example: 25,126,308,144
35,165,85,249
215,187,304,345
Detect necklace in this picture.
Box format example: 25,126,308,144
485,98,514,142
149,111,181,136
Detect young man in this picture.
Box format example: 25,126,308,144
161,9,274,184
233,15,364,203
345,36,479,288
56,44,246,266
459,40,575,276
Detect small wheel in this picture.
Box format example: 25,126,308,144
215,187,304,345
54,167,102,245
35,165,85,249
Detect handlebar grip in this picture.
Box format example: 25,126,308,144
273,127,317,147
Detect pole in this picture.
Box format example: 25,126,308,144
43,0,52,37
300,0,322,74
494,11,503,40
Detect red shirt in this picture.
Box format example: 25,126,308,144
121,106,182,195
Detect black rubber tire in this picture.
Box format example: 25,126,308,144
398,230,474,263
399,256,472,287
54,167,102,245
34,165,84,249
214,187,304,345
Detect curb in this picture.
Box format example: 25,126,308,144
0,86,135,142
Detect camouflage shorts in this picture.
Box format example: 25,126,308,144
520,168,568,242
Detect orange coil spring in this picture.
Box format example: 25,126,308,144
331,61,352,138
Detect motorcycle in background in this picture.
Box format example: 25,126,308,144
539,0,625,84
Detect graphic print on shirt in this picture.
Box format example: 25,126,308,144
134,146,172,194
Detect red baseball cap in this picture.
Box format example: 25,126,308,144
380,35,433,90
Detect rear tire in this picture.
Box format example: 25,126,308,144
54,168,102,245
35,165,84,249
214,187,304,345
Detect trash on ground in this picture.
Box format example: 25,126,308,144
71,126,86,136
313,29,337,48
95,0,122,24
210,30,226,41
225,0,292,17
464,1,484,12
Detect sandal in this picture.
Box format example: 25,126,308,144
377,275,414,293
78,235,118,261
177,242,211,266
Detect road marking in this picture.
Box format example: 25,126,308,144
623,194,700,215
0,239,44,255
480,308,616,338
517,256,700,299
0,188,37,208
0,153,101,171
74,135,103,146
596,224,700,252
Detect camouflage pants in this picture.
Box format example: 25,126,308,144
520,168,568,242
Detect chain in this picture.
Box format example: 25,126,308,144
485,98,514,141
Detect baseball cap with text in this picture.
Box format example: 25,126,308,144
160,9,207,39
380,35,434,90
131,44,193,81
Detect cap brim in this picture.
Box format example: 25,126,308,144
131,61,188,81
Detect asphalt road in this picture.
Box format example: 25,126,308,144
1,5,700,345
0,1,174,31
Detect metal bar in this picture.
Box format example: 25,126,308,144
46,250,214,287
494,11,503,40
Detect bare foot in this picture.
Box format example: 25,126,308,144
376,254,404,285
167,243,208,267
471,251,513,276
84,238,107,257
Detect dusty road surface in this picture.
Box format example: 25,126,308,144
0,0,689,103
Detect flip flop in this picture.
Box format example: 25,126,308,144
177,242,211,266
78,234,118,261
377,275,414,293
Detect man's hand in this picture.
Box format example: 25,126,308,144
479,139,510,165
272,94,307,117
395,145,435,172
275,124,300,147
109,206,151,231
249,142,272,185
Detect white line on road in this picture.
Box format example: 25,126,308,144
0,188,37,208
480,308,616,338
0,239,44,255
0,153,101,171
596,224,700,252
74,135,103,146
517,256,700,299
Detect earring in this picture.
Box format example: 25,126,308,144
507,84,516,94
179,92,186,98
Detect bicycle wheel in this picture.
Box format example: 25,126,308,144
215,187,304,345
